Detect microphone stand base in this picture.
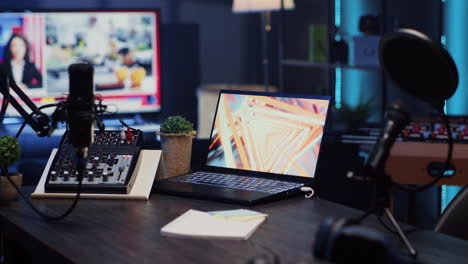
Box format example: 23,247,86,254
383,207,418,257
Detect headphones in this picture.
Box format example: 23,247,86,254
313,217,423,264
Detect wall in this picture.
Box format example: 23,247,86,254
176,0,258,84
280,0,329,95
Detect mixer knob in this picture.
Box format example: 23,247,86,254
50,171,57,181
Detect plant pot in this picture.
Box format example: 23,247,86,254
0,173,22,201
158,131,196,180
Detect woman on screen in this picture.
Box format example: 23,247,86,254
0,34,42,89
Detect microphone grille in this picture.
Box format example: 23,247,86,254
68,63,94,99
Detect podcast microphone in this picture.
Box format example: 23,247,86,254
67,63,95,158
378,28,457,193
366,102,411,172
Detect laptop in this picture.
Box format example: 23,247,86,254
155,90,331,205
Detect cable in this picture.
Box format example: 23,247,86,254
11,103,85,220
4,157,85,221
15,104,59,139
393,111,453,192
119,119,140,131
354,206,377,224
300,186,314,198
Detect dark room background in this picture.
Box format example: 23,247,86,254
0,0,464,229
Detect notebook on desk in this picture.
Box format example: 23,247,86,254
155,90,331,205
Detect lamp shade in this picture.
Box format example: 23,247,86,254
233,0,295,13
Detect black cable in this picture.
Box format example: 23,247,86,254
11,103,85,220
393,111,453,192
4,157,85,221
0,74,92,220
119,119,140,131
354,206,377,224
15,104,59,139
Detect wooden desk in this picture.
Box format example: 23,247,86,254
0,187,467,264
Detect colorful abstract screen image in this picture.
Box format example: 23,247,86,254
207,93,330,178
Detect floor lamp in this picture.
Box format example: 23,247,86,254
232,0,295,92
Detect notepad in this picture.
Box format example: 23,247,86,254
161,209,266,240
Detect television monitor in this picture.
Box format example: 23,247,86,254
0,10,161,117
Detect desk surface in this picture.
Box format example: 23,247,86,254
0,187,467,264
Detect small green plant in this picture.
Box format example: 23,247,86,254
160,116,194,134
338,94,376,123
0,136,21,175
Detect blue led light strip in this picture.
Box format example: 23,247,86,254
334,0,341,109
335,68,342,109
335,0,341,27
440,0,467,213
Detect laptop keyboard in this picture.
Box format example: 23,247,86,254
169,172,303,194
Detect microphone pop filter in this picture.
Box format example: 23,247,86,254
379,28,458,109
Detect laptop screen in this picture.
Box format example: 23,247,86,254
206,90,330,178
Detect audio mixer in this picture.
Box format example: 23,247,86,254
45,129,143,194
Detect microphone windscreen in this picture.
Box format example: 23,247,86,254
379,29,458,108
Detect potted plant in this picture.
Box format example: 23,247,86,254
338,96,376,131
157,116,196,179
0,136,22,200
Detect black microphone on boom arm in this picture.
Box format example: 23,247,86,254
0,63,105,220
67,63,96,158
